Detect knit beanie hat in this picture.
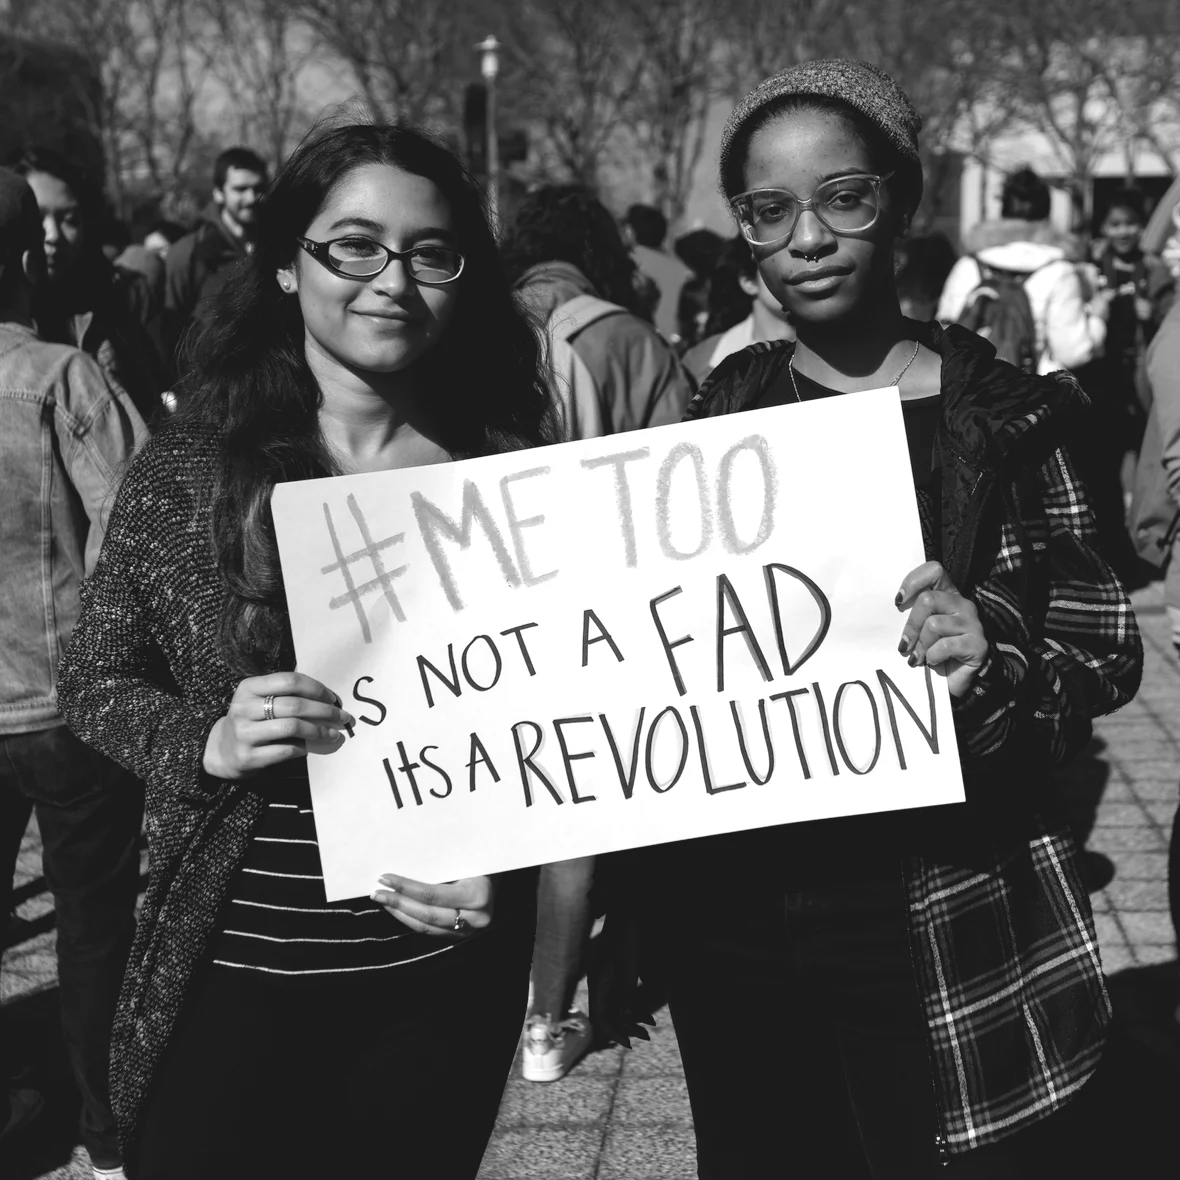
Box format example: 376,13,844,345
719,59,923,208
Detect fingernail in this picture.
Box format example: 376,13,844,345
343,713,356,727
898,639,908,655
378,875,396,888
907,651,919,667
894,590,904,608
333,693,343,707
369,890,384,902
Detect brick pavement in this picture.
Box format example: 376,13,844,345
3,590,1178,1179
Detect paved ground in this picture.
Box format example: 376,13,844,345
3,589,1178,1179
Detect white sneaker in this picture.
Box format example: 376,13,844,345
93,1167,127,1180
521,1012,593,1082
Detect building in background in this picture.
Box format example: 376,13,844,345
959,126,1174,244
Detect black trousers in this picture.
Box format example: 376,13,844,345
0,725,143,1169
1070,357,1146,583
656,848,1087,1179
135,920,533,1179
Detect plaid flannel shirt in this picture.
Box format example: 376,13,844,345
911,429,1137,1154
688,327,1142,1155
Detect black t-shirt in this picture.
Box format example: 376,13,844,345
755,358,941,491
735,357,950,886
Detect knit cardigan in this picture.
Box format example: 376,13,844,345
57,426,274,1159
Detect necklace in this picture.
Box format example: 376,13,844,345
789,340,921,402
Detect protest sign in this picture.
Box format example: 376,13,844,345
272,387,965,901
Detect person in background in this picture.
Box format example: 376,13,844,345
672,227,726,281
681,235,794,384
10,146,168,426
607,59,1141,1177
895,232,957,321
1161,199,1180,282
117,221,187,307
1073,189,1177,584
0,167,147,1180
937,166,1111,374
622,202,694,342
141,220,186,259
56,122,554,1180
1091,189,1174,349
112,241,164,308
98,216,132,265
504,184,695,439
500,184,693,1085
164,147,267,369
675,273,711,351
673,227,726,347
1138,298,1180,1013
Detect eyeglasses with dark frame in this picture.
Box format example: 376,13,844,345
730,172,895,248
297,236,465,284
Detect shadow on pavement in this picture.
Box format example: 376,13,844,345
2,960,1177,1178
1055,735,1117,893
0,987,85,1178
1077,961,1180,1174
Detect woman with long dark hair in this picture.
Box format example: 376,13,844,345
622,61,1142,1177
11,146,168,424
56,122,557,1179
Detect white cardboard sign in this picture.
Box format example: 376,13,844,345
272,388,965,901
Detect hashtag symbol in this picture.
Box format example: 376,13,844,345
321,494,407,643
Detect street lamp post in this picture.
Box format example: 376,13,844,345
476,34,501,224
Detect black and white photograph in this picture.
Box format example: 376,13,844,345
1,2,1179,1177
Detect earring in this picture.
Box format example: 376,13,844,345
281,281,290,290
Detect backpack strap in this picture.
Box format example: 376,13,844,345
547,294,627,439
549,293,624,339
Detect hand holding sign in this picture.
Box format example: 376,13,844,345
371,872,494,938
896,562,989,698
202,671,355,780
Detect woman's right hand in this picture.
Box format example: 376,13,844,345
202,672,354,780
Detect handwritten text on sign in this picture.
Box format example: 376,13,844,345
272,388,965,901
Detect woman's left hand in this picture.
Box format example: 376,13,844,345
896,562,988,698
371,874,495,938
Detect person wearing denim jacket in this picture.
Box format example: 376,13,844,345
0,169,147,1179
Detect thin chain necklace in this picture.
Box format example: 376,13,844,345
789,340,921,402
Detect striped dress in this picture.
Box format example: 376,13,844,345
207,776,459,978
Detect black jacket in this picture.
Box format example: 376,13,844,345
685,319,1139,820
163,210,249,368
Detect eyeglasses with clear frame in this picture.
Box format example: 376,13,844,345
297,236,465,284
730,172,895,248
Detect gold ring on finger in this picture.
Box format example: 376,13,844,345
263,694,276,722
453,909,468,933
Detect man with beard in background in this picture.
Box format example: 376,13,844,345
164,147,267,376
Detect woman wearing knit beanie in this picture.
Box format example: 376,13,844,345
627,60,1141,1176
